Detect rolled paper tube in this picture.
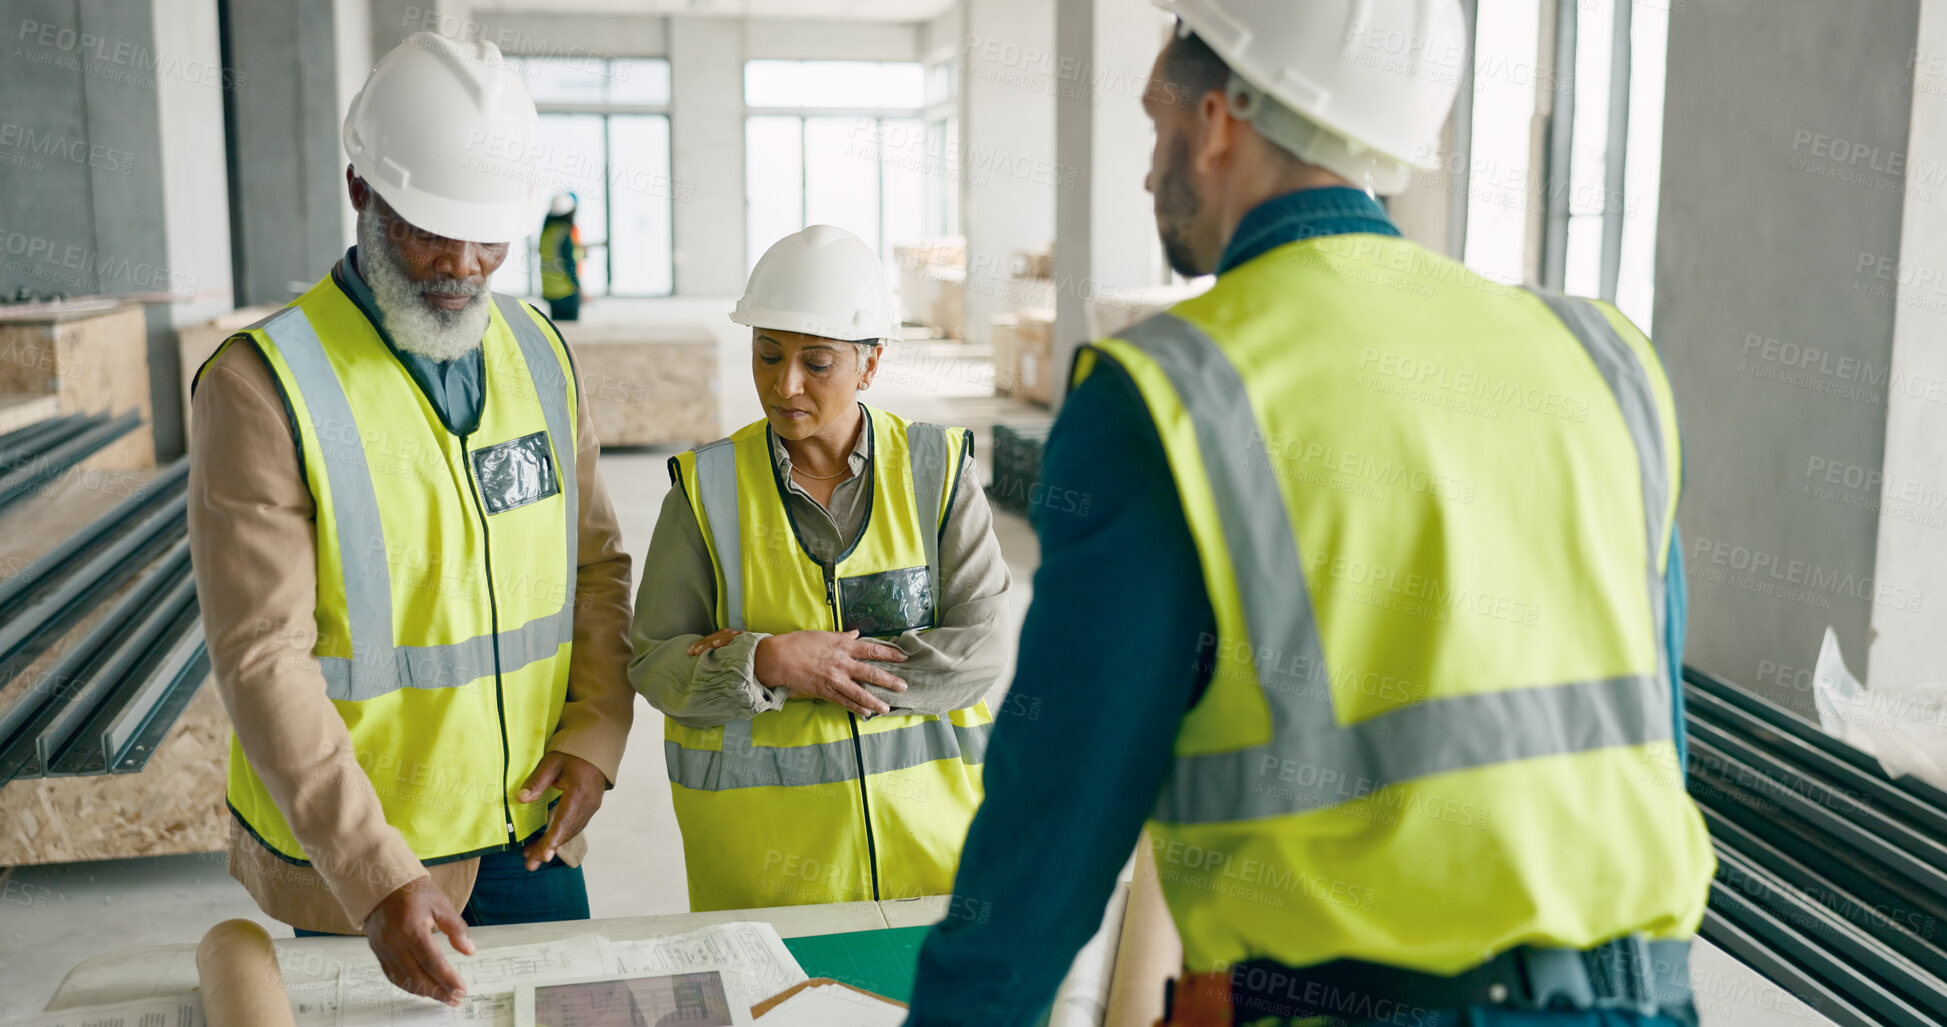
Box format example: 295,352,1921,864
196,918,297,1027
1103,834,1184,1027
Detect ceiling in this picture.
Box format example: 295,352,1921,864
470,0,957,21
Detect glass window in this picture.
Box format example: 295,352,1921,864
1616,0,1670,328
508,57,671,108
744,63,932,271
607,58,672,106
745,60,925,109
510,56,609,106
923,118,960,237
608,115,674,296
1463,0,1541,285
806,117,882,253
747,116,806,272
488,109,675,299
1563,0,1614,298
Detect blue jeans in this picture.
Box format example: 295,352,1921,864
294,845,589,936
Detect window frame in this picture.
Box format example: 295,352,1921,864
1446,0,1658,309
743,60,930,270
506,56,676,299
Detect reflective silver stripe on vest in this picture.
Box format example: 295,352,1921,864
261,308,400,702
318,604,575,692
1528,289,1674,723
692,440,744,630
495,294,581,620
1111,312,1671,825
665,715,991,791
908,422,947,611
271,298,579,702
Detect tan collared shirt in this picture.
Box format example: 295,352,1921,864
187,327,635,935
630,412,1011,725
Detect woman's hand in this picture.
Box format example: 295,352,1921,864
754,630,909,716
687,628,744,656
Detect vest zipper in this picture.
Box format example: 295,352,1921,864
461,432,517,846
827,561,880,901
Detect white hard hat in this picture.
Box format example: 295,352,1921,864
733,226,900,343
549,193,576,217
343,32,545,244
1155,0,1465,193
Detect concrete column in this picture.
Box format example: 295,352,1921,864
225,0,356,307
956,0,1056,348
1653,0,1922,713
0,0,234,459
1869,0,1947,690
150,0,238,458
669,16,746,297
1050,0,1167,413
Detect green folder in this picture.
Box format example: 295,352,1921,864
783,925,933,1003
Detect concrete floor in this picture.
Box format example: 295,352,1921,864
0,308,1831,1026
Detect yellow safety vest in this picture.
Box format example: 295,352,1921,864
1077,234,1715,975
539,219,581,301
665,406,993,911
198,272,581,866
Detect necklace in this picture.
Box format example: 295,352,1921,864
791,463,850,481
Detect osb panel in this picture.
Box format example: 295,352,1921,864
0,306,154,470
566,335,720,449
0,465,223,867
176,306,282,439
0,681,228,866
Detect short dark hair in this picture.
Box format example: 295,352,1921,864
1161,25,1232,103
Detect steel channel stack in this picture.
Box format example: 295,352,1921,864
0,411,141,513
989,420,1054,516
1686,666,1947,1027
0,458,208,786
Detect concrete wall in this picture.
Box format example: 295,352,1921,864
150,0,237,458
959,0,1056,348
0,0,233,459
1654,0,1921,712
1050,0,1168,411
1869,0,1947,690
668,17,746,296
227,0,353,307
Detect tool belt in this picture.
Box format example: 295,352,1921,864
1160,937,1697,1027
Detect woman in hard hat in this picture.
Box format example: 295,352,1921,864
629,224,1012,912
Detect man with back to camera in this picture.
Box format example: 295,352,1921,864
187,33,634,1005
905,1,1712,1025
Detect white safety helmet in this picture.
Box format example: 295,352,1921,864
1154,0,1466,194
343,32,545,244
549,192,577,217
733,226,900,344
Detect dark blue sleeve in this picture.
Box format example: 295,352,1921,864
1667,525,1688,771
904,358,1214,1027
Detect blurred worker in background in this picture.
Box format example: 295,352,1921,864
906,1,1713,1025
631,224,1010,913
539,192,585,321
187,32,633,1006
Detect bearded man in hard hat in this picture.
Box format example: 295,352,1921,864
630,225,1010,912
186,33,634,1005
906,2,1713,1025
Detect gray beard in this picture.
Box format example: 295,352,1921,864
356,216,491,364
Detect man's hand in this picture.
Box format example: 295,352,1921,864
754,630,908,717
518,751,608,871
363,877,474,1006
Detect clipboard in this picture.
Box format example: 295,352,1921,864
752,976,909,1017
